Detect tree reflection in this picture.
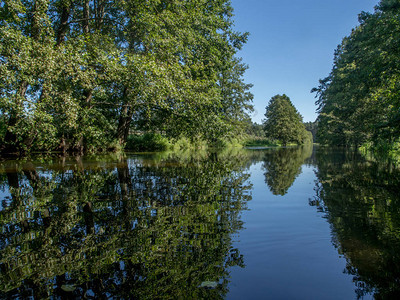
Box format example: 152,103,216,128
0,151,252,299
312,148,400,299
262,145,312,195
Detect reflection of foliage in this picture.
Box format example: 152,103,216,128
0,151,252,299
312,148,400,299
262,145,313,195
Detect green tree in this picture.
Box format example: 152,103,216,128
245,121,264,138
313,0,400,149
0,0,253,155
263,94,307,146
304,121,318,142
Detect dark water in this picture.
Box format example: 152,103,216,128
0,146,400,299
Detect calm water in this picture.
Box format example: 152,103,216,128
1,146,400,299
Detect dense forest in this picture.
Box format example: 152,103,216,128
313,0,400,154
0,0,253,155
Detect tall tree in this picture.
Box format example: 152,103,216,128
0,0,253,154
313,0,400,148
263,94,307,146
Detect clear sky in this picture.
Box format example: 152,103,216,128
231,0,378,123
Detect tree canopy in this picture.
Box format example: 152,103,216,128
0,0,253,155
313,0,400,149
263,94,311,146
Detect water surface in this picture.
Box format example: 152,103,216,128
1,146,399,299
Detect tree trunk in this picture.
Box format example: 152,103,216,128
117,106,133,145
95,0,105,30
31,1,40,39
56,4,71,46
117,157,133,229
117,88,133,145
84,89,93,107
75,89,93,153
83,0,90,34
83,202,94,234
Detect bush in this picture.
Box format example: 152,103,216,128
208,137,243,149
126,133,171,151
172,137,193,150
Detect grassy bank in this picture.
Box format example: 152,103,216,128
125,133,245,152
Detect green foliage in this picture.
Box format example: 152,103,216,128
360,139,400,163
313,1,400,147
304,121,318,143
125,134,244,152
209,137,243,149
0,0,253,155
246,121,265,137
126,133,171,152
244,120,266,144
244,137,279,147
302,129,313,145
172,136,194,150
263,94,309,146
0,115,6,141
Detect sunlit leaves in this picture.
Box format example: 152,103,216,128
0,0,253,153
314,1,400,147
263,94,308,146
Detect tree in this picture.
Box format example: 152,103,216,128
313,0,400,148
245,120,264,137
263,94,307,146
304,121,318,142
0,0,253,155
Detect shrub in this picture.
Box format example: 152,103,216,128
126,133,171,151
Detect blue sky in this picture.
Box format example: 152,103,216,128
231,0,378,123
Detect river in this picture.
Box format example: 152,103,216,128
1,145,399,299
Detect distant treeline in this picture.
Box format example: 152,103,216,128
0,0,253,155
313,0,400,153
